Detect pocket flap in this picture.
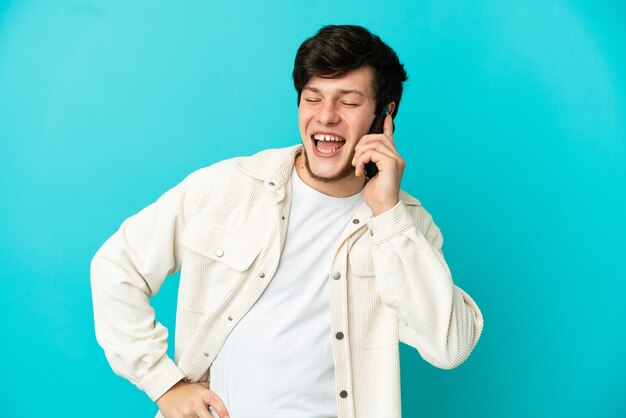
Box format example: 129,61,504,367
183,217,261,272
348,243,375,276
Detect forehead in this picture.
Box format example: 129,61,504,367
303,66,375,98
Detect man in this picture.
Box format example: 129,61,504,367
91,25,483,418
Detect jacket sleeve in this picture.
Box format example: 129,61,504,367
367,200,483,369
90,172,199,401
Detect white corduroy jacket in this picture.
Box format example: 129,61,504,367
91,145,483,418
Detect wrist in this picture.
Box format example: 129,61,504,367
370,199,399,217
156,379,185,405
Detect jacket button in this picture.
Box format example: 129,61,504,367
183,378,191,383
203,352,209,357
335,332,344,340
228,315,233,321
259,273,266,278
331,271,341,280
369,229,374,237
269,181,275,186
340,390,348,398
215,248,224,257
352,219,359,224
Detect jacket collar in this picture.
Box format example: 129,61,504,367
236,144,302,188
235,144,420,206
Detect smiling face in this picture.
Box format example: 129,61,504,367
296,66,378,196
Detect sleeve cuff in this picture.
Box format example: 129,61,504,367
137,355,186,401
367,200,416,244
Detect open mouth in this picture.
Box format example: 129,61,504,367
312,134,346,154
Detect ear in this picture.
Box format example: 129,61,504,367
386,101,396,116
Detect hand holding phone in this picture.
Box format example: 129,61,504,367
364,106,389,179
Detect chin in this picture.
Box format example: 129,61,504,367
303,149,354,183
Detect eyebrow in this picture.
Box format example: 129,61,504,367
303,86,367,98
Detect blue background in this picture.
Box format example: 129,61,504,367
1,1,625,417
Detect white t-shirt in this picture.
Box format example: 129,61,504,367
209,168,363,418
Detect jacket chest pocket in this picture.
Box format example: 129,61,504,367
179,217,262,314
348,239,398,349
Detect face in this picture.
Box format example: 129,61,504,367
297,66,378,186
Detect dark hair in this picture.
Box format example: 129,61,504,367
293,25,408,118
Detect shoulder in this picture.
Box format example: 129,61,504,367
185,155,242,185
186,145,301,185
177,145,299,207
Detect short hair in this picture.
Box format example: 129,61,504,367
293,25,408,118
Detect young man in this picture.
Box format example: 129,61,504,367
91,25,483,418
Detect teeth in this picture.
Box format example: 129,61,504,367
313,134,345,142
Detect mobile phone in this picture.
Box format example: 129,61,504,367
364,106,389,178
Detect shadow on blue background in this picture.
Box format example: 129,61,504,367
0,1,625,417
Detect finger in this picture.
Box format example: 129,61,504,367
354,149,378,177
353,145,377,176
355,158,365,177
355,133,397,156
355,148,397,177
383,113,394,139
195,405,215,418
202,390,230,418
353,141,396,169
355,150,382,178
356,140,396,159
353,136,393,165
353,145,367,176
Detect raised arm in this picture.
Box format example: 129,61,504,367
368,202,483,369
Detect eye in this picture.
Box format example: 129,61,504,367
341,102,359,107
303,97,321,103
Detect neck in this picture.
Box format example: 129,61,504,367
294,152,366,198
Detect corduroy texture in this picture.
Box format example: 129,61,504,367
91,145,483,418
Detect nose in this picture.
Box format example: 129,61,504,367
317,101,341,125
